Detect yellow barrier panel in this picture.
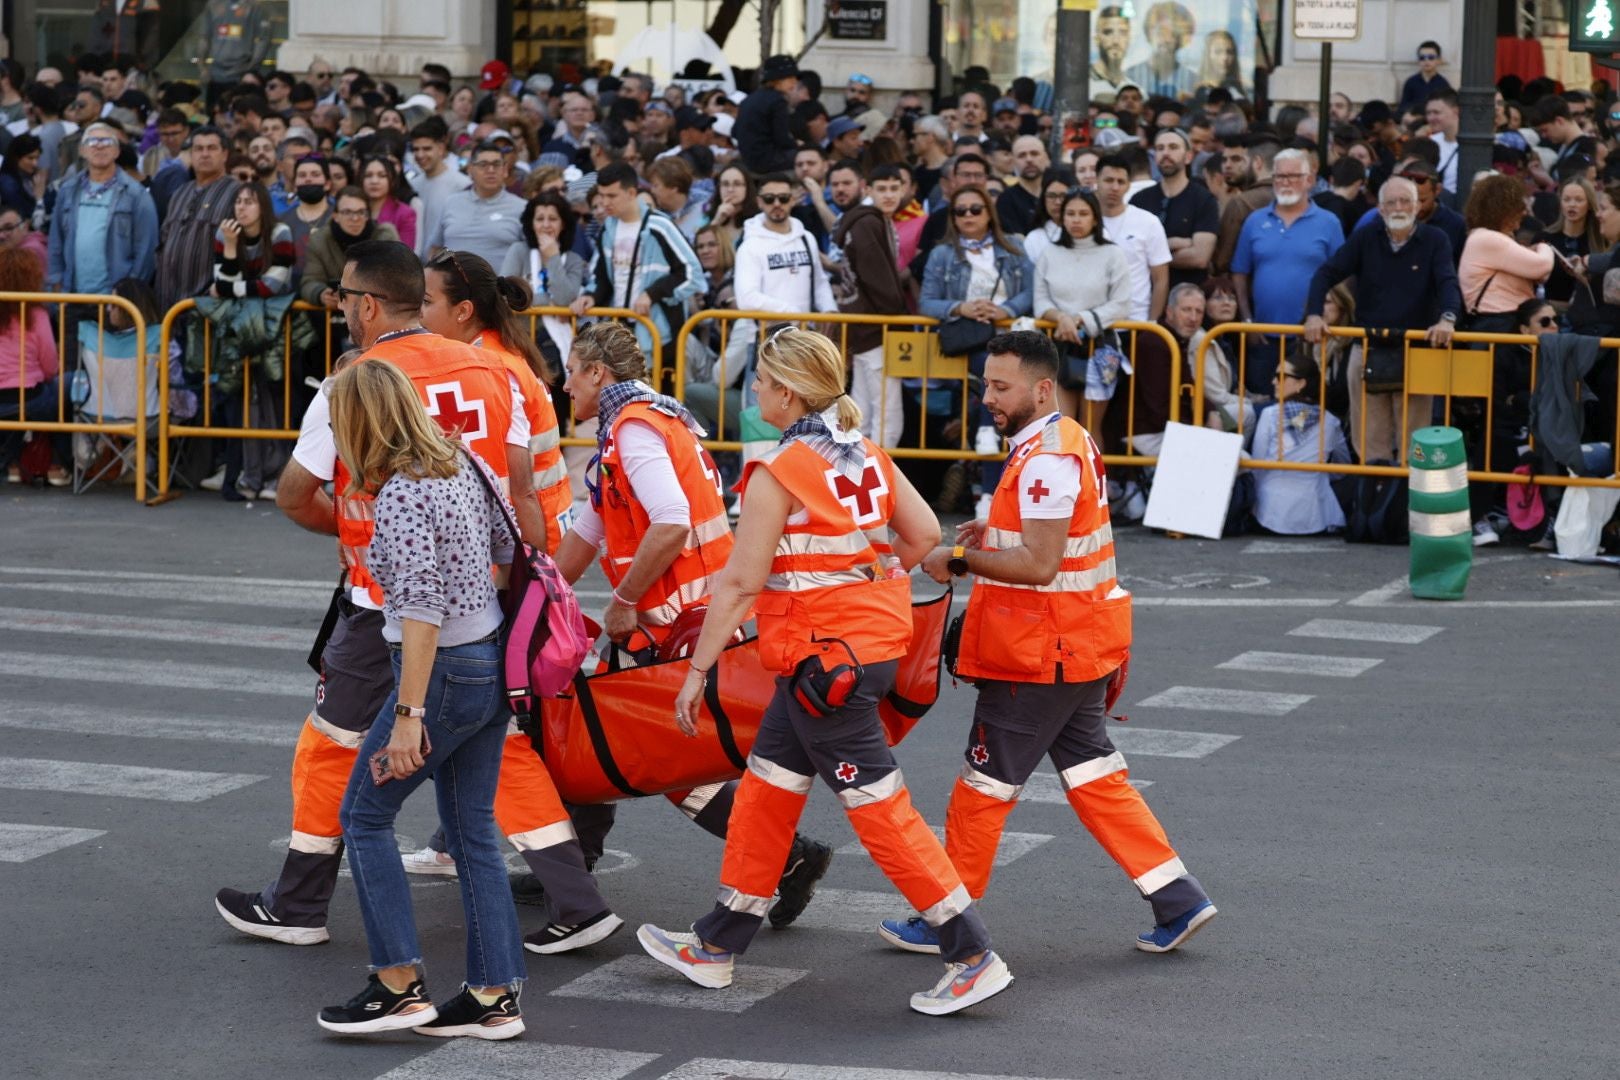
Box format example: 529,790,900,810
0,292,150,501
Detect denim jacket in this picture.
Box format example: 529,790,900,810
46,171,158,291
918,238,1034,321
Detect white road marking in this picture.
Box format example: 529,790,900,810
0,756,264,801
836,828,1052,866
0,578,326,611
1242,539,1342,554
0,704,296,746
659,1059,1074,1080
1288,618,1443,644
0,608,312,651
1132,597,1340,607
549,956,808,1013
787,887,906,933
1112,726,1243,758
1021,772,1154,804
0,651,309,697
373,1041,660,1080
1217,651,1383,678
1133,687,1313,715
0,565,331,589
0,823,107,862
1345,575,1408,607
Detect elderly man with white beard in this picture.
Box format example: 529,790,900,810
1303,175,1462,464
1229,148,1345,393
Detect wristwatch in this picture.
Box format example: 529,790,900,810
394,703,426,719
946,544,969,578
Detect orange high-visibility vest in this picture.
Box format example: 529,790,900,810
597,401,734,629
334,330,517,607
741,437,913,674
956,415,1131,683
475,331,573,555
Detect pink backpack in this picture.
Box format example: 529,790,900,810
468,455,591,720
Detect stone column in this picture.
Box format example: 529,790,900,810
278,0,496,81
799,1,934,103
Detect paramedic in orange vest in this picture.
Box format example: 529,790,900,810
213,240,602,947
552,319,834,929
879,329,1216,958
639,327,1014,1016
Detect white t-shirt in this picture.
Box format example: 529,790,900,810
571,418,694,547
610,226,638,306
1101,205,1172,320
963,245,1005,303
1430,132,1459,194
1006,413,1081,520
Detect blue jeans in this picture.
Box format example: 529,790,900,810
338,635,525,989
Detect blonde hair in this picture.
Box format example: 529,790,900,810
329,360,462,495
756,327,862,431
570,320,647,382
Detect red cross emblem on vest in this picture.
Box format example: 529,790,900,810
423,381,488,444
835,761,859,783
970,743,989,766
826,459,889,526
1026,479,1051,504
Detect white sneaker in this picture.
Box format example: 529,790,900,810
199,465,226,491
1471,519,1500,547
401,846,458,876
257,483,278,500
909,951,1014,1015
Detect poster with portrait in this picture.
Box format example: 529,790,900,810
1017,0,1260,106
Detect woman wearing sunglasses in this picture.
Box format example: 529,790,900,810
1244,344,1350,535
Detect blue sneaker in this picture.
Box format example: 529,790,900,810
1136,899,1217,953
909,951,1013,1015
877,915,941,955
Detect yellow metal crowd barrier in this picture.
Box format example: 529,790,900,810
671,310,1182,462
520,306,662,450
1195,322,1620,489
0,292,151,501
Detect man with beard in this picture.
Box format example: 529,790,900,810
1089,7,1132,103
1212,135,1278,274
1304,175,1459,464
1349,159,1464,266
1230,148,1344,392
996,135,1050,235
1131,126,1218,288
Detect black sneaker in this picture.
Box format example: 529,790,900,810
769,835,833,929
523,910,624,954
509,872,549,907
215,887,329,946
413,986,524,1040
317,975,437,1034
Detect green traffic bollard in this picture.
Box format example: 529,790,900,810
1408,426,1471,600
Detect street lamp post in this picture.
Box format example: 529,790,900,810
1456,0,1499,205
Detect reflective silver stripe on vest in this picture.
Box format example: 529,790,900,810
308,712,366,749
1059,751,1128,789
777,529,876,558
717,885,775,917
917,882,973,927
691,512,732,546
289,829,342,855
748,753,815,795
764,566,877,592
533,460,569,489
1409,464,1467,495
1133,855,1188,896
985,524,1113,558
995,558,1118,594
1409,509,1471,538
959,762,1022,803
530,426,561,454
506,819,577,852
837,768,906,809
641,575,715,627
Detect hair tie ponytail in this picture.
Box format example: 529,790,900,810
495,274,533,313
835,393,863,433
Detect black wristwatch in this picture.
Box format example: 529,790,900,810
946,544,969,577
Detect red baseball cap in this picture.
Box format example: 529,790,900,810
480,60,510,92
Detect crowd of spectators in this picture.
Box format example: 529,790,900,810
1,43,1619,545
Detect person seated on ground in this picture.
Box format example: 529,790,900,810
1244,345,1350,535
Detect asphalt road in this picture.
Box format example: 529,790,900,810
2,485,1616,1080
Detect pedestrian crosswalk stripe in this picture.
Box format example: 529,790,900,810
0,756,265,802
1133,597,1338,608
1217,651,1383,678
549,956,808,1013
661,1059,1076,1080
1112,726,1243,758
0,578,324,611
1020,772,1153,804
836,828,1052,866
0,564,331,588
373,1041,659,1080
787,886,908,933
0,608,311,651
0,823,107,862
1287,618,1443,644
0,651,309,697
1242,539,1342,554
1134,686,1313,715
0,704,294,747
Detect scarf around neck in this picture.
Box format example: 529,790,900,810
588,379,707,507
781,405,866,481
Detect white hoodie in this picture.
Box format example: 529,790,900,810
733,213,836,315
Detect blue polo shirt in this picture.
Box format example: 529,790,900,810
1231,201,1344,325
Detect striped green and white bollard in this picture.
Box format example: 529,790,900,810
1408,426,1471,600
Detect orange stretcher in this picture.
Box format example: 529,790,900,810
537,590,955,805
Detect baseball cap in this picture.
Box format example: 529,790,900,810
828,115,860,141
711,113,735,140
992,97,1018,115
1396,159,1440,180
675,106,714,133
854,109,888,141
480,60,510,91
761,54,800,83
727,90,747,107
646,100,673,116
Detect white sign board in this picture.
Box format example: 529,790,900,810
1293,0,1363,42
1141,423,1244,540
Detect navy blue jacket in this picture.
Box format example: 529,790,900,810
1304,220,1461,331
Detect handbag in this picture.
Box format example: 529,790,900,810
937,314,996,357
1362,329,1405,394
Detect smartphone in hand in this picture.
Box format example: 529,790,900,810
369,728,433,785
